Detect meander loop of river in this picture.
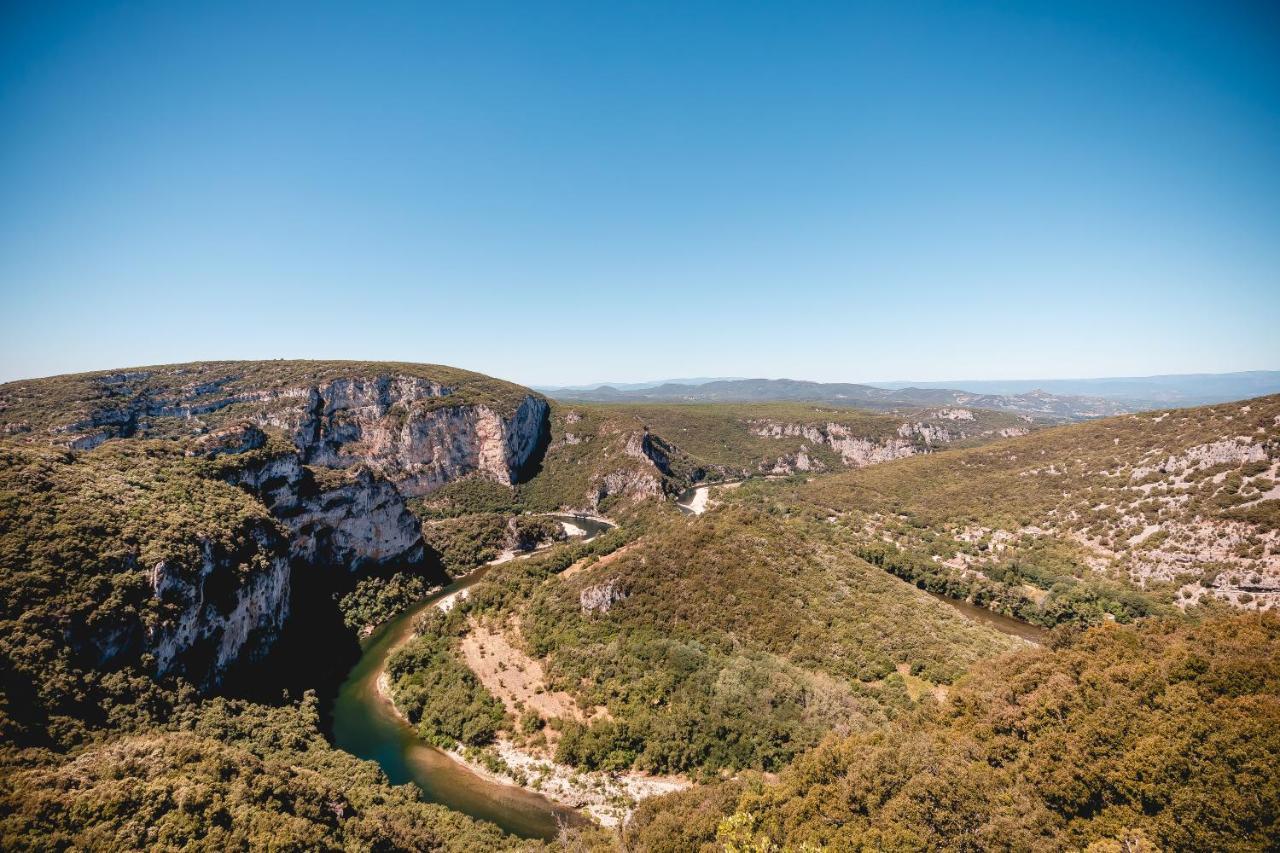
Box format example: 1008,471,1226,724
330,504,1044,841
330,515,613,841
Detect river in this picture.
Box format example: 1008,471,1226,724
924,590,1050,644
330,514,613,840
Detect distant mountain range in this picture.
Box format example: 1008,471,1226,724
539,377,743,393
867,371,1280,406
538,371,1280,421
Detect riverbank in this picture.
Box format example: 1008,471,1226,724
350,511,689,829
374,642,686,828
677,478,748,515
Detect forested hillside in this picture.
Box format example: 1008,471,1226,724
630,613,1280,852
391,506,1018,780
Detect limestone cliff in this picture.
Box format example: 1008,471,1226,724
34,368,550,493
0,361,555,692
147,531,292,684
748,409,1031,473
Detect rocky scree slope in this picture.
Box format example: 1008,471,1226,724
0,361,551,745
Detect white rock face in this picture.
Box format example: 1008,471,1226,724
899,422,954,446
1129,437,1268,482
580,578,629,613
291,469,426,570
148,531,291,685
751,420,921,468
255,380,548,496
58,374,550,496
595,468,666,505
21,367,558,691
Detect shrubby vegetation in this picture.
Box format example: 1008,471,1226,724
636,613,1280,852
413,477,523,519
338,571,440,631
855,539,1162,627
0,439,285,748
392,507,1017,781
0,359,539,439
731,395,1280,616
420,513,511,576
388,608,507,748
3,360,1276,851
0,693,539,851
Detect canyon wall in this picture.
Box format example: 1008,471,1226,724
7,364,554,690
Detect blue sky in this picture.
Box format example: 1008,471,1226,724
2,1,1278,386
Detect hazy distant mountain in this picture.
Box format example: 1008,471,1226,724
543,377,1128,421
867,371,1280,407
534,376,742,393
544,371,1280,420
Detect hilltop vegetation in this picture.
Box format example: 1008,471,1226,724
0,438,287,747
545,377,1129,421
514,401,1034,513
0,694,543,852
0,359,536,441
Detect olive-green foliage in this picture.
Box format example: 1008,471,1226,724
513,406,683,512
856,539,1163,627
420,514,509,576
740,395,1280,611
682,613,1280,852
388,608,507,748
0,439,285,747
337,571,440,631
508,516,567,551
627,777,760,853
451,507,1017,777
519,401,1032,513
0,693,537,852
600,402,1029,468
414,477,523,519
808,395,1277,525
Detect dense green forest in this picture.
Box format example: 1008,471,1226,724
630,613,1280,852
391,506,1020,780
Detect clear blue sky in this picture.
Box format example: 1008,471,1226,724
2,1,1278,386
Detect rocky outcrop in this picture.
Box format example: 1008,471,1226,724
72,368,553,688
290,468,426,570
206,429,425,571
1129,437,1269,482
765,447,822,475
898,422,954,445
751,420,922,468
624,429,673,475
277,383,548,495
594,468,667,506
580,578,629,614
60,374,550,495
588,429,690,507
147,534,292,685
